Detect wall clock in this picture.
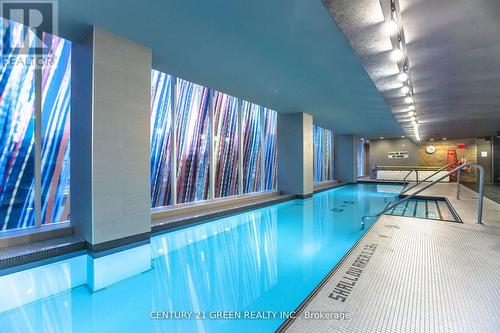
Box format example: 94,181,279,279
425,145,436,154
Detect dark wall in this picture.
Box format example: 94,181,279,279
494,137,500,183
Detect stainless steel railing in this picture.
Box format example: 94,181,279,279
400,169,419,194
400,163,454,195
361,162,485,229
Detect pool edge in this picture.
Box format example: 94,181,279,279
274,213,383,333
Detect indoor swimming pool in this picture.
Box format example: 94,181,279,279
0,183,402,333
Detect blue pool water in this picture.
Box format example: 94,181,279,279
0,183,401,333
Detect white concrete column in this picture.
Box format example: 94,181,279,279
334,134,358,183
71,27,152,252
277,112,313,197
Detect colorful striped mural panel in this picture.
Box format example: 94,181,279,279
213,91,239,198
40,33,71,224
313,125,334,183
357,139,365,177
241,101,262,194
0,19,36,230
263,108,277,191
150,70,173,207
175,79,210,203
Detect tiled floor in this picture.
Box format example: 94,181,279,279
464,183,500,204
0,236,85,270
283,183,500,333
284,215,500,333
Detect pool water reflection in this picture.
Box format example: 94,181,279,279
0,183,401,332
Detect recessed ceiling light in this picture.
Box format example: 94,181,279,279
410,116,416,121
429,138,434,141
379,137,384,139
442,137,447,140
391,48,404,61
401,135,405,138
384,20,398,35
398,72,409,82
408,111,415,117
401,85,410,94
404,97,413,104
408,105,415,111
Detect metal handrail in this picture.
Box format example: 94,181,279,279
400,169,418,194
400,163,454,195
361,162,485,229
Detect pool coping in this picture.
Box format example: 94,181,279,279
151,182,350,235
150,194,298,235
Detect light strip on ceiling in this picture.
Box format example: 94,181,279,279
383,0,421,141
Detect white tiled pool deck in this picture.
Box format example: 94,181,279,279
283,183,500,333
405,182,500,226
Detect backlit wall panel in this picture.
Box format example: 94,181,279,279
40,33,71,224
150,73,278,208
241,101,262,194
357,140,365,177
150,71,173,207
175,79,210,203
263,108,277,191
0,19,36,230
313,125,334,183
213,91,239,198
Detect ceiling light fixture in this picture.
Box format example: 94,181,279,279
391,48,404,62
384,0,424,140
384,19,399,35
398,72,409,82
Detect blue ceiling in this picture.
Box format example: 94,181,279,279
57,0,403,137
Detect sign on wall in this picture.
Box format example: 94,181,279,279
388,151,409,159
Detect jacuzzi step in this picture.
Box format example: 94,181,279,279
386,198,459,222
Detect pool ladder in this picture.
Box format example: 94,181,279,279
362,162,485,229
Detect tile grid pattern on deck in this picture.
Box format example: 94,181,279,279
0,236,85,270
285,215,500,333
